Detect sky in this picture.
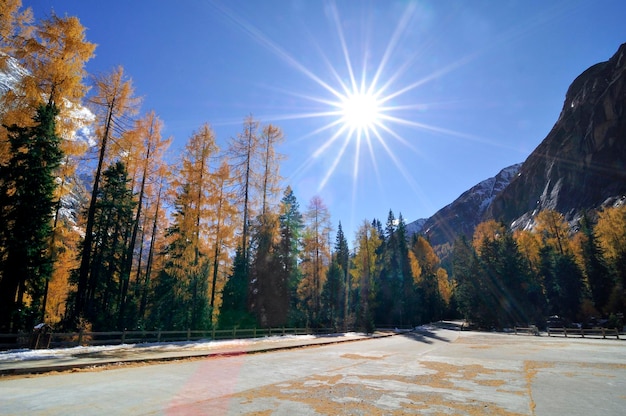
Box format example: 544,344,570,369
22,0,626,241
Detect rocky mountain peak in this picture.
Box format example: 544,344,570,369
487,42,626,229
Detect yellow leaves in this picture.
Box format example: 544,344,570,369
352,220,381,280
513,229,541,272
437,268,454,306
90,66,141,125
22,14,96,104
408,250,422,284
534,209,572,255
595,204,626,261
412,235,439,276
0,0,33,55
472,219,506,255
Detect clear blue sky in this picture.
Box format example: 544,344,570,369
24,0,626,241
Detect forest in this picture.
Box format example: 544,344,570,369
0,2,624,335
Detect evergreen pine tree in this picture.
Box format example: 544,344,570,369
321,255,345,329
219,246,255,328
579,214,613,315
0,104,63,332
76,161,136,330
334,223,351,329
277,186,304,326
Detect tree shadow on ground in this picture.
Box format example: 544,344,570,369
400,329,450,344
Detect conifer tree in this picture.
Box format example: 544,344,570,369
118,111,170,329
228,116,261,267
298,196,332,326
0,104,62,331
208,161,238,324
250,212,285,326
1,8,95,166
149,185,197,330
452,237,484,324
219,246,256,328
411,235,444,324
321,254,345,329
334,222,351,329
595,205,626,315
351,220,381,332
258,124,284,215
578,214,613,315
159,124,218,330
277,186,304,325
82,161,136,330
71,67,140,326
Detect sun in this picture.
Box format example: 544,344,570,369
211,1,474,193
340,90,382,132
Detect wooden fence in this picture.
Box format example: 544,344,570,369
0,326,344,350
546,327,620,339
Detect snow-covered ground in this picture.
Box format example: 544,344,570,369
0,332,366,363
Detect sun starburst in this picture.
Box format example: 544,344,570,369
339,88,382,132
210,0,480,214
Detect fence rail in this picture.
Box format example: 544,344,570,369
0,326,345,351
514,326,539,336
546,327,620,339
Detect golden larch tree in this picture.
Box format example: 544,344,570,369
298,196,332,325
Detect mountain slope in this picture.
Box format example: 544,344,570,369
413,164,521,247
487,42,626,229
408,42,626,249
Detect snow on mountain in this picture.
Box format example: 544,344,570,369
406,163,522,248
0,53,28,94
405,218,427,235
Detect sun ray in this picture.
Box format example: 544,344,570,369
328,1,359,93
318,127,355,190
370,125,435,211
374,120,422,155
313,123,351,158
368,1,418,96
379,53,479,106
209,1,346,100
363,128,384,191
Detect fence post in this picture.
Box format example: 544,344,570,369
187,328,191,341
77,330,83,346
233,327,236,339
212,327,215,340
157,330,161,343
122,330,126,344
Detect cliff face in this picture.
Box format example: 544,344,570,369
407,43,626,248
487,43,626,229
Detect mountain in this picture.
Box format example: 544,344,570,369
409,164,521,247
408,42,626,249
487,42,626,229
